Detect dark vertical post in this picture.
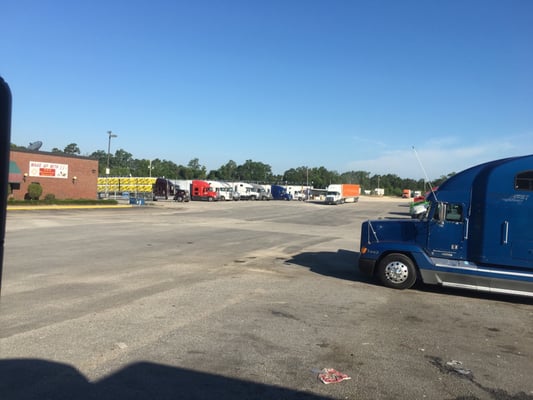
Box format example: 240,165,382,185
0,77,12,296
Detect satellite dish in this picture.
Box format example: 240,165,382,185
27,141,43,151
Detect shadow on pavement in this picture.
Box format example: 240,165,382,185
0,359,334,400
285,249,373,284
285,251,533,304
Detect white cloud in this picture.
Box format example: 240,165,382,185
344,133,533,180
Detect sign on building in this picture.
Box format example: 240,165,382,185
29,161,69,179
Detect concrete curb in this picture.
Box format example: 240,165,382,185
7,204,136,211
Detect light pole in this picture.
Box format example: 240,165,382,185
306,168,309,201
106,130,117,197
106,130,117,175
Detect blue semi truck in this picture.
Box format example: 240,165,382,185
271,185,292,200
358,155,533,297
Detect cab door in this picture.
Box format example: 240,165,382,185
427,203,468,260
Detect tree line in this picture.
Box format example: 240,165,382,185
11,142,454,195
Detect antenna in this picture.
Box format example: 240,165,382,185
27,141,42,151
412,146,438,201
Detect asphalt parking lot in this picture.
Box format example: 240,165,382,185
1,198,532,400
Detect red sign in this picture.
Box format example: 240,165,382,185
39,168,56,177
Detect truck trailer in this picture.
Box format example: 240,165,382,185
358,155,533,298
325,184,360,204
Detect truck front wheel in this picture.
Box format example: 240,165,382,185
377,254,417,289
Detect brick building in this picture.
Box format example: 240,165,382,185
9,149,99,200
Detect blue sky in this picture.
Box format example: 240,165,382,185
2,0,532,179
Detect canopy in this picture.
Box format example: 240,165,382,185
8,161,23,183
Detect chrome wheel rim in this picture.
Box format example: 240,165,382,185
384,261,409,284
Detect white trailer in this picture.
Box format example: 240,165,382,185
172,180,193,191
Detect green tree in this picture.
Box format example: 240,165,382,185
112,149,134,176
37,142,460,188
298,167,339,189
158,159,180,179
127,158,145,177
340,171,371,187
176,164,193,179
187,158,207,179
89,150,108,175
63,143,80,155
211,160,238,181
236,160,273,182
282,167,307,184
27,182,43,200
206,169,219,180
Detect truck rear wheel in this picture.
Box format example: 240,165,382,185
377,254,417,290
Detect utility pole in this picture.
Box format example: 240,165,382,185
106,130,117,197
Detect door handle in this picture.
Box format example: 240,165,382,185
502,221,509,244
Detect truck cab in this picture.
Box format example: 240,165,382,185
325,184,360,204
173,188,190,202
325,185,342,204
191,180,219,201
358,155,533,298
152,178,175,201
208,181,238,201
271,185,292,200
233,182,255,200
251,183,272,200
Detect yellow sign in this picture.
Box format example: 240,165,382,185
97,177,157,193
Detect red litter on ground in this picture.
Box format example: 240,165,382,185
317,368,351,384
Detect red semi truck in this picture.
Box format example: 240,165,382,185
190,180,219,201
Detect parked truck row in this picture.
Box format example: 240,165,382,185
153,179,300,202
98,177,363,204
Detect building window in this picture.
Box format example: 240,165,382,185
515,170,533,191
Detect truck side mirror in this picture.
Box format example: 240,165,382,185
437,202,447,222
